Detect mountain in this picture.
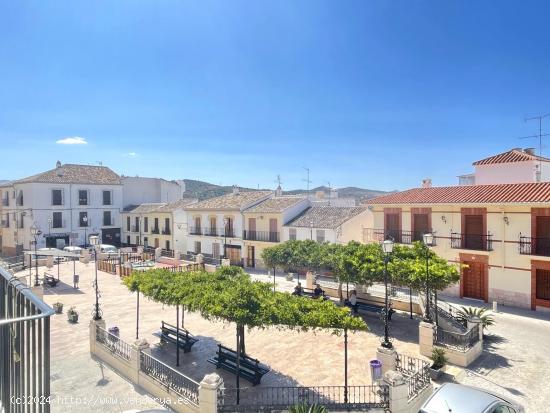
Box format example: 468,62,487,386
183,179,391,204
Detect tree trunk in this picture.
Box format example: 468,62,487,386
237,324,246,356
338,282,343,303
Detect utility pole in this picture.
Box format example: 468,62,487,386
521,113,550,182
326,180,332,206
303,168,312,200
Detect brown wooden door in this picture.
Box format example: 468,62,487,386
413,213,429,241
464,215,483,249
248,218,256,239
247,245,255,267
385,213,400,243
536,269,550,301
463,261,485,300
269,218,278,242
228,247,241,266
536,216,550,255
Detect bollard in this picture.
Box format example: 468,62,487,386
492,301,498,312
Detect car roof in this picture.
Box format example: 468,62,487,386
421,383,508,413
99,244,116,248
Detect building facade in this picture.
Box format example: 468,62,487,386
0,162,123,255
242,196,310,268
121,176,185,208
121,199,196,253
184,188,273,265
283,206,371,244
365,182,550,311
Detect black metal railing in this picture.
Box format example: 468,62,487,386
428,293,467,331
140,352,199,405
180,252,197,262
189,226,202,235
364,228,437,246
395,354,431,400
95,325,131,361
160,249,174,258
1,265,54,413
519,235,550,256
203,227,218,236
243,230,280,242
435,324,480,351
218,385,389,412
162,228,171,235
151,227,160,234
131,225,140,233
203,256,222,266
450,232,493,251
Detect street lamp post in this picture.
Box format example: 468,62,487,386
30,223,42,286
381,238,393,349
89,235,102,320
422,233,434,323
83,216,88,248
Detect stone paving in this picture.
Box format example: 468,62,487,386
15,261,423,412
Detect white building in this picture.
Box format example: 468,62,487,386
122,176,185,208
0,161,123,255
184,188,273,265
458,148,550,185
283,206,371,244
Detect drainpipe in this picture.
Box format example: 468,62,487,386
500,205,506,270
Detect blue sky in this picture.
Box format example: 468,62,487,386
1,1,550,191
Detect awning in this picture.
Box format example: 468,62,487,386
23,249,80,258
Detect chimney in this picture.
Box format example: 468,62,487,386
56,160,62,168
422,178,432,188
232,185,239,195
275,185,283,197
525,148,536,156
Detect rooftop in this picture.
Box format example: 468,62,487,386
123,203,166,213
285,206,367,229
185,190,272,211
12,162,121,185
245,196,307,213
157,198,198,212
366,182,550,205
473,148,550,166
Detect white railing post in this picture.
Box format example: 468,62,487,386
467,316,483,342
198,373,223,413
384,371,409,413
131,338,150,384
376,346,397,376
418,321,435,358
89,318,106,355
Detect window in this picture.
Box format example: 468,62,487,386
143,237,148,247
144,217,149,232
126,216,131,231
79,212,88,227
213,243,220,258
154,218,159,232
127,235,131,245
165,240,170,251
289,228,297,240
135,217,140,232
316,229,325,243
51,189,63,206
164,218,170,234
136,236,141,245
52,212,63,228
194,241,201,254
103,211,112,226
78,190,88,205
102,190,112,206
16,190,23,206
1,214,9,228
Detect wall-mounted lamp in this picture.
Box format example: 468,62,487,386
441,215,447,224
503,216,509,225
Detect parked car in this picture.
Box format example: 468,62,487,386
63,246,83,256
99,244,118,256
419,383,524,413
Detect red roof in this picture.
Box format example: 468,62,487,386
473,149,550,165
366,182,550,205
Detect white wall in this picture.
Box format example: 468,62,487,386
474,161,550,184
281,199,310,224
122,177,183,207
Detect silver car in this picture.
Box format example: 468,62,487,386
419,383,524,413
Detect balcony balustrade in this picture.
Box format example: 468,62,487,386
243,230,280,242
450,232,493,251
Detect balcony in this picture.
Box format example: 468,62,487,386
189,226,202,235
203,227,218,236
243,230,280,242
450,232,493,251
162,228,171,235
2,197,8,206
363,228,437,245
131,225,140,233
519,235,550,256
151,227,160,234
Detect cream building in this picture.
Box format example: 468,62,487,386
122,199,196,253
242,196,310,268
184,188,273,265
365,181,550,311
283,206,371,244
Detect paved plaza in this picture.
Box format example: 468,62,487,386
15,261,550,412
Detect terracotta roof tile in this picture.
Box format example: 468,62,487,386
366,182,550,205
245,196,307,213
285,206,367,229
473,149,550,165
185,190,272,211
14,164,121,185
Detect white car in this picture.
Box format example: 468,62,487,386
63,246,83,255
99,244,118,256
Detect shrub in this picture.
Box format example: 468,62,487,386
431,348,447,369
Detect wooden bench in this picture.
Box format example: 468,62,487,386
153,321,198,353
346,298,395,320
43,273,59,287
207,344,270,385
300,287,328,300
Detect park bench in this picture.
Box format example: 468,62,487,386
346,298,395,320
152,321,198,353
43,273,59,287
300,287,328,300
207,344,270,385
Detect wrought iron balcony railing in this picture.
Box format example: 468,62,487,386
243,230,280,242
162,228,171,235
188,226,202,235
363,228,436,246
519,235,550,256
450,232,493,251
151,227,160,234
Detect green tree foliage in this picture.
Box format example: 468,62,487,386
456,306,495,330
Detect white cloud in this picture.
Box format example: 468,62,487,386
56,136,88,145
124,152,139,158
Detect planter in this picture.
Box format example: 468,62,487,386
53,303,63,314
68,313,79,323
429,366,443,380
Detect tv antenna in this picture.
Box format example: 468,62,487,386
275,175,282,188
325,180,332,206
303,168,312,200
519,113,550,181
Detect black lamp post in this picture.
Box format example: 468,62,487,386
30,223,41,286
381,238,393,349
90,235,102,320
422,233,434,323
83,216,88,248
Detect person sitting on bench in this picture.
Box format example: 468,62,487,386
313,284,324,298
292,282,304,296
